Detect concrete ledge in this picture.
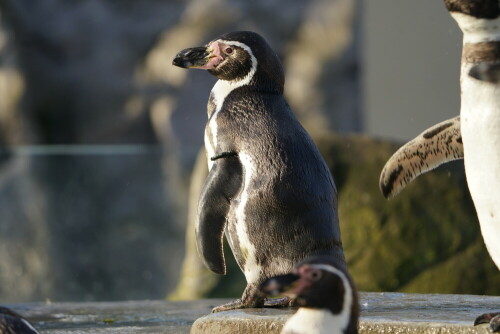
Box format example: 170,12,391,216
6,293,500,333
191,293,500,334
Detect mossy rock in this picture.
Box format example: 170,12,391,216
171,134,500,299
316,134,499,294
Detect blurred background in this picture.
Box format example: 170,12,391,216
0,0,498,303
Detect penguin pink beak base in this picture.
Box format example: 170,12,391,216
260,265,327,304
172,41,224,70
260,257,359,334
260,273,301,298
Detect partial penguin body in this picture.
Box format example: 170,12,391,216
379,1,500,330
0,307,39,334
458,14,500,270
379,1,500,271
173,31,344,312
208,88,342,283
261,255,359,334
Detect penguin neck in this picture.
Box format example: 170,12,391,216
451,12,500,44
210,79,248,116
311,264,355,325
210,73,282,116
451,13,500,75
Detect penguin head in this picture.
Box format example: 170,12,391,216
173,31,284,94
261,255,358,318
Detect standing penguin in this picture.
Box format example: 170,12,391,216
0,307,39,334
379,1,500,330
260,255,359,334
172,31,345,312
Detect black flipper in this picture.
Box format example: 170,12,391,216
196,154,242,275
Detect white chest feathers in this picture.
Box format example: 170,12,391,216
204,40,258,171
451,13,500,43
460,65,500,270
282,308,346,334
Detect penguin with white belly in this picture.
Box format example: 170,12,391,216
379,1,500,330
172,31,345,312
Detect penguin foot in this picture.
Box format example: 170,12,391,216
264,297,292,308
211,284,267,313
211,298,262,313
474,312,500,332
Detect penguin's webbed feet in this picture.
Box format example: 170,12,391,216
263,297,293,308
211,296,292,313
211,284,292,313
211,298,262,313
474,312,500,332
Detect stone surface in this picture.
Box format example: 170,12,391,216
11,293,498,333
191,293,500,334
10,299,224,334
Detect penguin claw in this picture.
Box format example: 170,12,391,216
264,297,293,308
211,297,292,313
211,285,261,312
211,298,264,313
474,312,500,332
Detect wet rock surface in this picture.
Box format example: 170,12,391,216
8,293,500,333
10,299,222,334
192,293,500,334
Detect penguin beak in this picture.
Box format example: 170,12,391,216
172,41,224,70
260,273,300,298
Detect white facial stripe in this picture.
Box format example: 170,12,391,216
218,39,258,85
211,40,258,113
308,263,353,331
451,13,500,43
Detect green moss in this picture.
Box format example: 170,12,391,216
401,237,500,294
315,134,499,294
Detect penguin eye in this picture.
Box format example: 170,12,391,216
224,47,234,55
308,269,322,281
